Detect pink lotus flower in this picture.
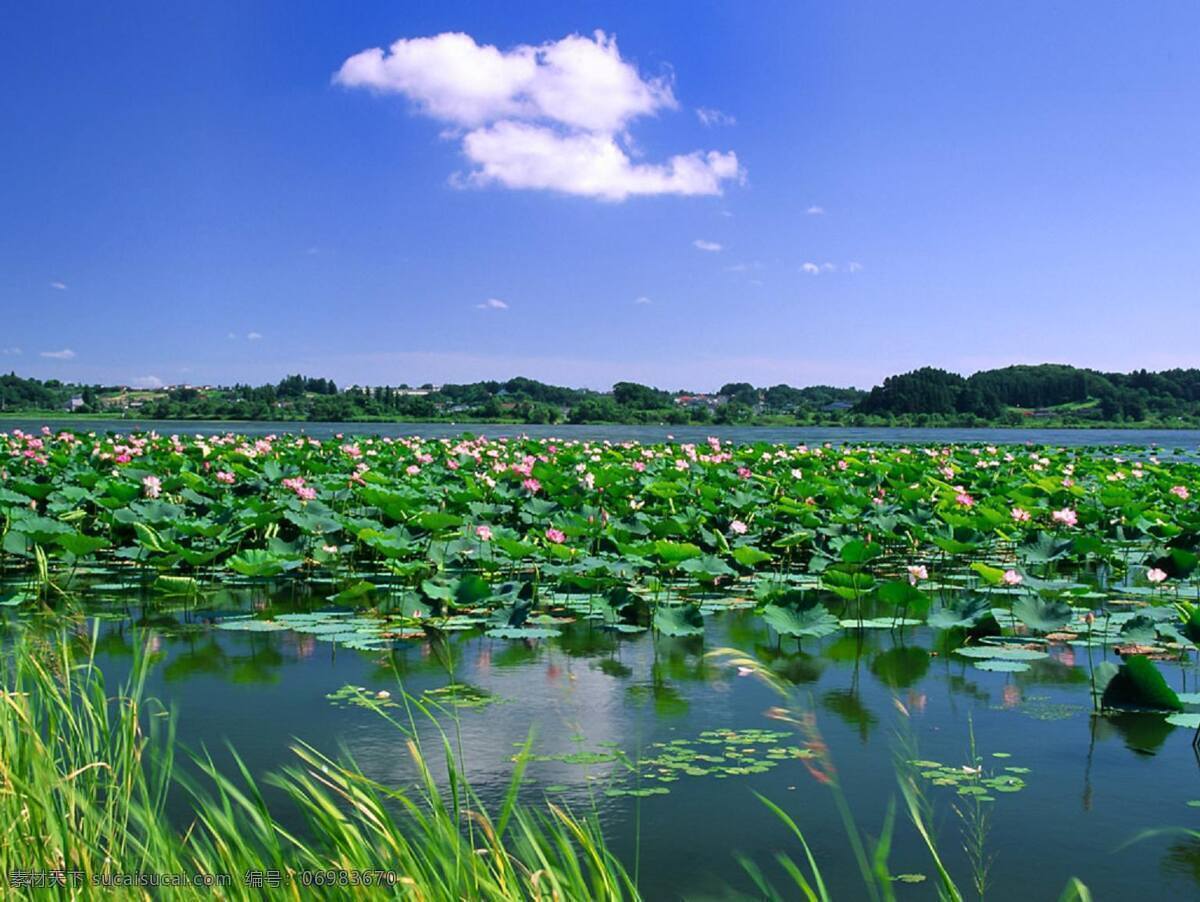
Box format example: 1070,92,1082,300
730,519,748,535
1003,569,1023,586
475,525,492,542
955,491,974,507
522,478,541,493
142,475,161,499
1010,506,1031,522
545,527,566,544
1170,485,1190,500
1147,567,1168,584
907,565,928,585
215,471,235,485
737,466,752,479
282,476,316,501
405,464,421,476
1052,508,1078,527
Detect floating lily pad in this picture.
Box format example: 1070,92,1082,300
215,617,289,632
485,626,562,639
1166,713,1200,729
974,659,1031,673
953,646,1049,661
839,617,924,630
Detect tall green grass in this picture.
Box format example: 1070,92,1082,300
0,629,637,899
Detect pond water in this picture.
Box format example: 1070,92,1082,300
7,582,1199,899
10,417,1200,450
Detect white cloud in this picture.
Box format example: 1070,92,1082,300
847,261,864,272
460,123,738,201
476,297,509,310
49,281,68,290
801,262,821,274
724,261,762,273
336,30,673,131
693,239,723,252
806,205,825,215
40,349,76,359
1,347,20,355
634,296,652,305
695,106,735,127
336,30,742,201
246,331,263,340
131,375,164,389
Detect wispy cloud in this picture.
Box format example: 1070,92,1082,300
693,239,723,252
695,106,735,127
801,261,859,275
634,296,652,305
40,348,76,359
246,331,263,340
476,297,509,310
1,347,20,356
806,205,825,215
131,375,164,389
335,30,742,201
49,281,68,291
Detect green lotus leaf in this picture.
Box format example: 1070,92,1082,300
761,602,839,638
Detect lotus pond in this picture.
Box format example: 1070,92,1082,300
4,427,1200,896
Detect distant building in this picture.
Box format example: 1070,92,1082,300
344,384,442,396
66,395,85,411
674,393,721,409
822,400,854,412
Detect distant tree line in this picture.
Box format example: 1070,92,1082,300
5,363,1200,426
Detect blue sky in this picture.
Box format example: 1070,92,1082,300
2,2,1198,391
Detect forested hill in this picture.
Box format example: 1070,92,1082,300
855,364,1200,421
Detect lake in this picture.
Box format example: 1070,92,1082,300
9,417,1200,449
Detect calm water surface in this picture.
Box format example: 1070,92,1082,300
6,587,1198,899
9,418,1200,450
